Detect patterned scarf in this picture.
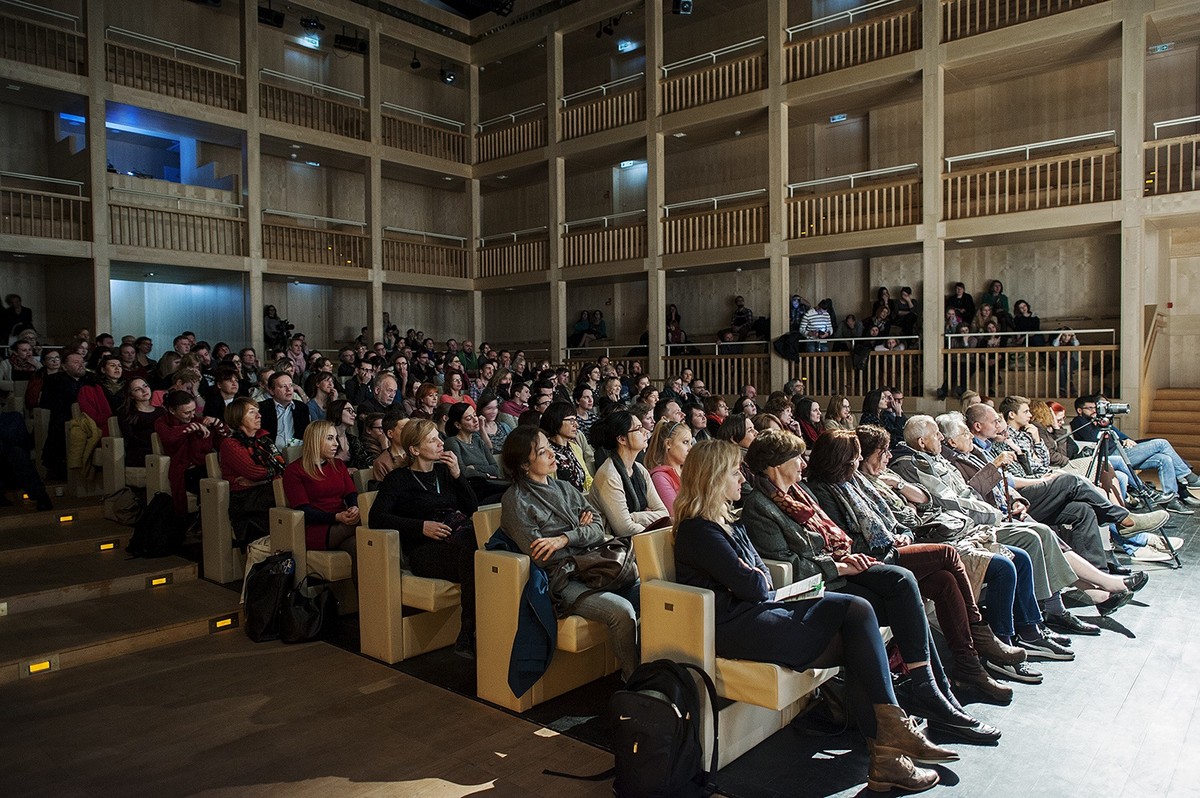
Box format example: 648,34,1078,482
758,477,852,559
835,473,902,551
232,430,285,478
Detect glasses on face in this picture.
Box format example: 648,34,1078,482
369,425,383,432
563,416,578,424
625,424,645,436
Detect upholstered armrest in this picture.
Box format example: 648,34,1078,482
640,579,717,673
358,526,405,663
99,436,125,495
270,506,308,585
145,454,171,497
764,558,793,588
200,476,244,585
475,548,529,706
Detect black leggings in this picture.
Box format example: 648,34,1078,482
408,538,477,633
838,563,929,665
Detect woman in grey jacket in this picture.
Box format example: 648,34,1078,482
741,431,999,742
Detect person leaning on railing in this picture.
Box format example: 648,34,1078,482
672,438,955,792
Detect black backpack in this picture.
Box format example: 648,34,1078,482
607,659,720,798
126,492,183,558
243,552,296,642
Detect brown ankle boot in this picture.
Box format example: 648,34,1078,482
952,657,1014,704
866,739,940,793
873,704,959,764
970,622,1026,665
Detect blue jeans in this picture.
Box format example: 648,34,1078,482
561,579,640,680
805,340,830,353
982,547,1042,638
1123,438,1191,496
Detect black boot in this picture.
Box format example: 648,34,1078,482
906,671,1001,743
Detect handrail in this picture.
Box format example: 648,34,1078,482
661,36,766,76
381,102,464,132
262,208,366,228
562,209,646,233
663,189,767,216
661,340,774,353
788,163,919,193
479,225,549,245
1152,115,1200,140
561,72,645,106
259,68,363,104
1141,311,1165,383
786,334,920,346
106,26,240,74
0,0,80,31
564,344,650,359
944,131,1116,171
477,103,546,131
109,186,244,213
943,328,1117,344
0,171,84,194
384,225,467,245
786,0,905,39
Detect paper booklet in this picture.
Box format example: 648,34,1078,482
773,572,825,603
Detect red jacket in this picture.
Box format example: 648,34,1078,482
155,413,221,514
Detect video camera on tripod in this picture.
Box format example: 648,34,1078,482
1091,398,1130,428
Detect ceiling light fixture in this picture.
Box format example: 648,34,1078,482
410,50,421,70
440,64,457,85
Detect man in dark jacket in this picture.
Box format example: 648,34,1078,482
258,372,309,450
39,351,86,481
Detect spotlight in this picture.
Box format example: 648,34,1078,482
672,0,693,14
257,5,284,27
603,21,614,35
300,16,324,31
334,33,368,54
410,50,421,70
440,65,457,85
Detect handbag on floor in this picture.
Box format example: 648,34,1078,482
243,552,295,642
278,573,339,644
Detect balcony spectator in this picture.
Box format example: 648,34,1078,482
945,283,975,325
875,338,907,353
730,295,759,340
981,280,1010,319
799,298,835,352
1052,327,1080,396
589,310,608,342
568,310,597,348
788,294,811,332
1011,299,1044,347
833,314,862,352
969,303,997,334
894,286,920,337
0,294,33,344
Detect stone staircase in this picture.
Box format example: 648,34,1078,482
1145,387,1200,463
0,500,241,685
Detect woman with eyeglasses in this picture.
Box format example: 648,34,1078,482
589,409,668,537
328,399,370,469
539,401,592,493
644,419,694,515
823,394,855,432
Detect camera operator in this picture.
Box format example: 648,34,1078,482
1071,395,1200,514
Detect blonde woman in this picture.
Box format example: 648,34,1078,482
644,418,694,516
281,420,359,562
823,394,855,432
672,440,953,792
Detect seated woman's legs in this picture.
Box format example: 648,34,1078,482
806,594,896,737
326,522,359,585
408,539,477,640
560,580,639,681
840,565,929,666
981,554,1017,640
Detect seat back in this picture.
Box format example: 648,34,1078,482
107,416,121,438
633,527,676,583
473,503,503,548
358,490,376,523
351,467,370,494
273,478,288,508
284,443,302,463
151,432,163,456
206,451,222,480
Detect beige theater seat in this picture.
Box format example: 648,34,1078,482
143,432,197,511
199,451,248,585
634,527,889,770
473,504,619,713
65,404,104,498
354,491,466,664
98,417,147,495
268,476,357,614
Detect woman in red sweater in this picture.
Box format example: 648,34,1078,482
282,420,359,566
219,398,285,547
154,390,227,516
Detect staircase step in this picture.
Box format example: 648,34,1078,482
1144,426,1200,443
0,581,240,685
0,554,196,616
0,500,104,532
0,518,133,565
1151,399,1192,412
1155,388,1198,400
1146,410,1193,424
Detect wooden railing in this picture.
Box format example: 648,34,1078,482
789,350,923,398
1144,134,1200,197
662,201,767,254
476,111,547,163
564,355,649,381
788,176,920,238
0,13,85,74
382,234,470,279
943,146,1119,220
941,0,1105,41
381,111,469,164
661,354,771,400
106,42,244,111
560,86,645,141
661,51,766,115
785,5,921,82
941,344,1118,400
562,221,647,267
477,235,548,278
109,204,246,256
262,221,368,268
0,187,89,240
260,83,368,141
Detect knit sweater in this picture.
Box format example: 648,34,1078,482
499,478,607,565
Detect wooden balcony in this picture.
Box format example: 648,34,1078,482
477,106,547,163
560,75,645,141
106,37,244,112
942,343,1118,401
941,0,1106,42
1145,131,1200,197
662,193,768,255
381,106,469,164
382,230,470,279
787,167,920,239
943,137,1119,221
661,352,771,400
785,3,921,82
262,212,368,269
661,39,766,115
0,175,89,241
110,203,246,257
478,230,548,278
562,214,647,267
0,12,85,75
260,72,367,141
789,348,923,398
